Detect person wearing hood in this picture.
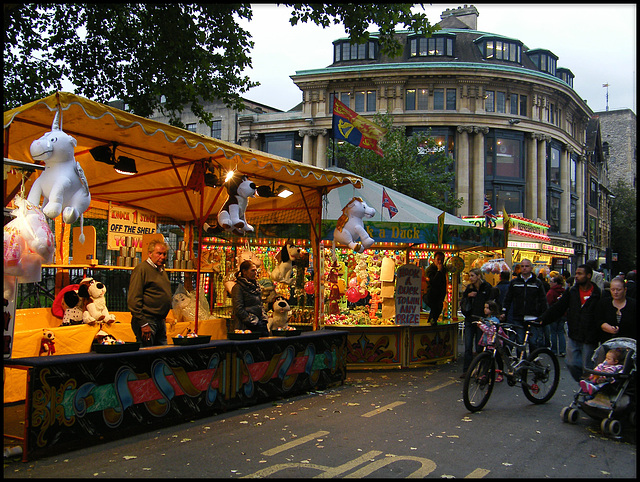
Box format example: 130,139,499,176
546,275,566,357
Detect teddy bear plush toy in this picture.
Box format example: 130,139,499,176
39,329,56,356
78,278,116,325
217,172,257,236
267,296,291,334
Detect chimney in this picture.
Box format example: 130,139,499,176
441,5,479,30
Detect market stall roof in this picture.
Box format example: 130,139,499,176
324,167,469,226
4,92,362,225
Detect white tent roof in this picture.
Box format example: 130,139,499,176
324,168,469,226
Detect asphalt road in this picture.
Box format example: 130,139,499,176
4,350,636,478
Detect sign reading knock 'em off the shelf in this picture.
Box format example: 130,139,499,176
107,205,157,251
395,264,422,325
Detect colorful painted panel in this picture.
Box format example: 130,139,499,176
9,331,347,459
407,324,457,365
339,327,403,366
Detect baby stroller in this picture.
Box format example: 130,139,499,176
560,337,636,438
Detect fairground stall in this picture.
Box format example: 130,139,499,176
4,92,361,459
460,214,574,290
316,170,504,369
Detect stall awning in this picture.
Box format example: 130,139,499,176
4,92,362,225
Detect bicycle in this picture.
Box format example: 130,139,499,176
462,315,560,412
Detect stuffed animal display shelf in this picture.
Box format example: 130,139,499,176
26,111,91,243
332,197,376,256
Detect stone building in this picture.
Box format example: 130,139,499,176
152,5,615,266
596,108,637,190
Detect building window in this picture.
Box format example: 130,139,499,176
264,132,302,162
486,186,524,215
589,178,598,207
527,49,558,76
186,123,197,133
548,144,561,185
210,120,222,139
519,95,527,116
334,40,378,62
510,94,518,115
547,193,561,232
446,89,456,110
556,68,574,88
355,91,377,112
405,89,416,111
411,127,456,160
496,92,506,113
434,89,444,110
485,91,495,112
570,155,577,193
485,131,524,180
570,198,577,236
475,37,522,64
409,35,454,57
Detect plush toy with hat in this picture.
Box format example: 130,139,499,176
217,172,256,235
78,278,116,325
39,329,56,356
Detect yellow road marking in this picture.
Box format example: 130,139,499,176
466,468,491,478
261,430,330,456
426,380,457,392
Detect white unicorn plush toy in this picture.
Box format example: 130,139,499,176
332,196,376,256
27,110,91,243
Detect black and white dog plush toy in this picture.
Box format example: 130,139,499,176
270,241,302,285
267,296,291,333
217,173,257,236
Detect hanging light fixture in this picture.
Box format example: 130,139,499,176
89,144,116,165
275,185,293,198
114,156,137,175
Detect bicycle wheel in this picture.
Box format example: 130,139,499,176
463,351,496,412
521,348,560,404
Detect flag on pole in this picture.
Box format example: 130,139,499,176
502,209,511,247
332,97,386,156
483,196,497,227
437,211,446,245
382,188,398,218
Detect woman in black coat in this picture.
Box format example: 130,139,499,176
596,277,637,341
460,268,494,376
231,260,269,336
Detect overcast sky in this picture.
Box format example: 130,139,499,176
238,3,637,114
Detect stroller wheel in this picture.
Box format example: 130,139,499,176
567,408,579,424
608,419,622,437
560,407,569,422
629,411,636,427
601,418,610,435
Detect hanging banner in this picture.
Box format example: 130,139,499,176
107,205,157,251
394,264,422,325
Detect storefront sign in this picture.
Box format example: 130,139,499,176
508,240,540,250
541,244,574,255
462,215,550,241
394,264,422,325
107,205,157,251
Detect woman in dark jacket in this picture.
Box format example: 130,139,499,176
231,260,269,336
596,277,637,341
460,268,494,376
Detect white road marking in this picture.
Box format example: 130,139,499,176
361,401,406,417
465,468,491,478
426,380,457,392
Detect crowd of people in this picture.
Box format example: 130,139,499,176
460,259,637,381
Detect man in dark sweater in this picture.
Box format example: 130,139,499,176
424,251,447,326
128,240,172,346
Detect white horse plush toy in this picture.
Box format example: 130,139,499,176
217,173,256,236
332,196,376,256
27,111,91,243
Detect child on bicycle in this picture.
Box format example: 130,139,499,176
481,300,505,382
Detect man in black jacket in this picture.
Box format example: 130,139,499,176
424,251,447,326
500,259,548,350
539,264,601,382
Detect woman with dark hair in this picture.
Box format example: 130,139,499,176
231,260,269,336
597,277,636,341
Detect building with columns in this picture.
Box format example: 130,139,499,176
148,5,614,267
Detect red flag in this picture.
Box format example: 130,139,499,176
382,188,398,218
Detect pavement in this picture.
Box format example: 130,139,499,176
4,334,637,478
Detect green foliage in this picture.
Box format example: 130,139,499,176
610,179,637,273
4,4,436,127
331,113,462,213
